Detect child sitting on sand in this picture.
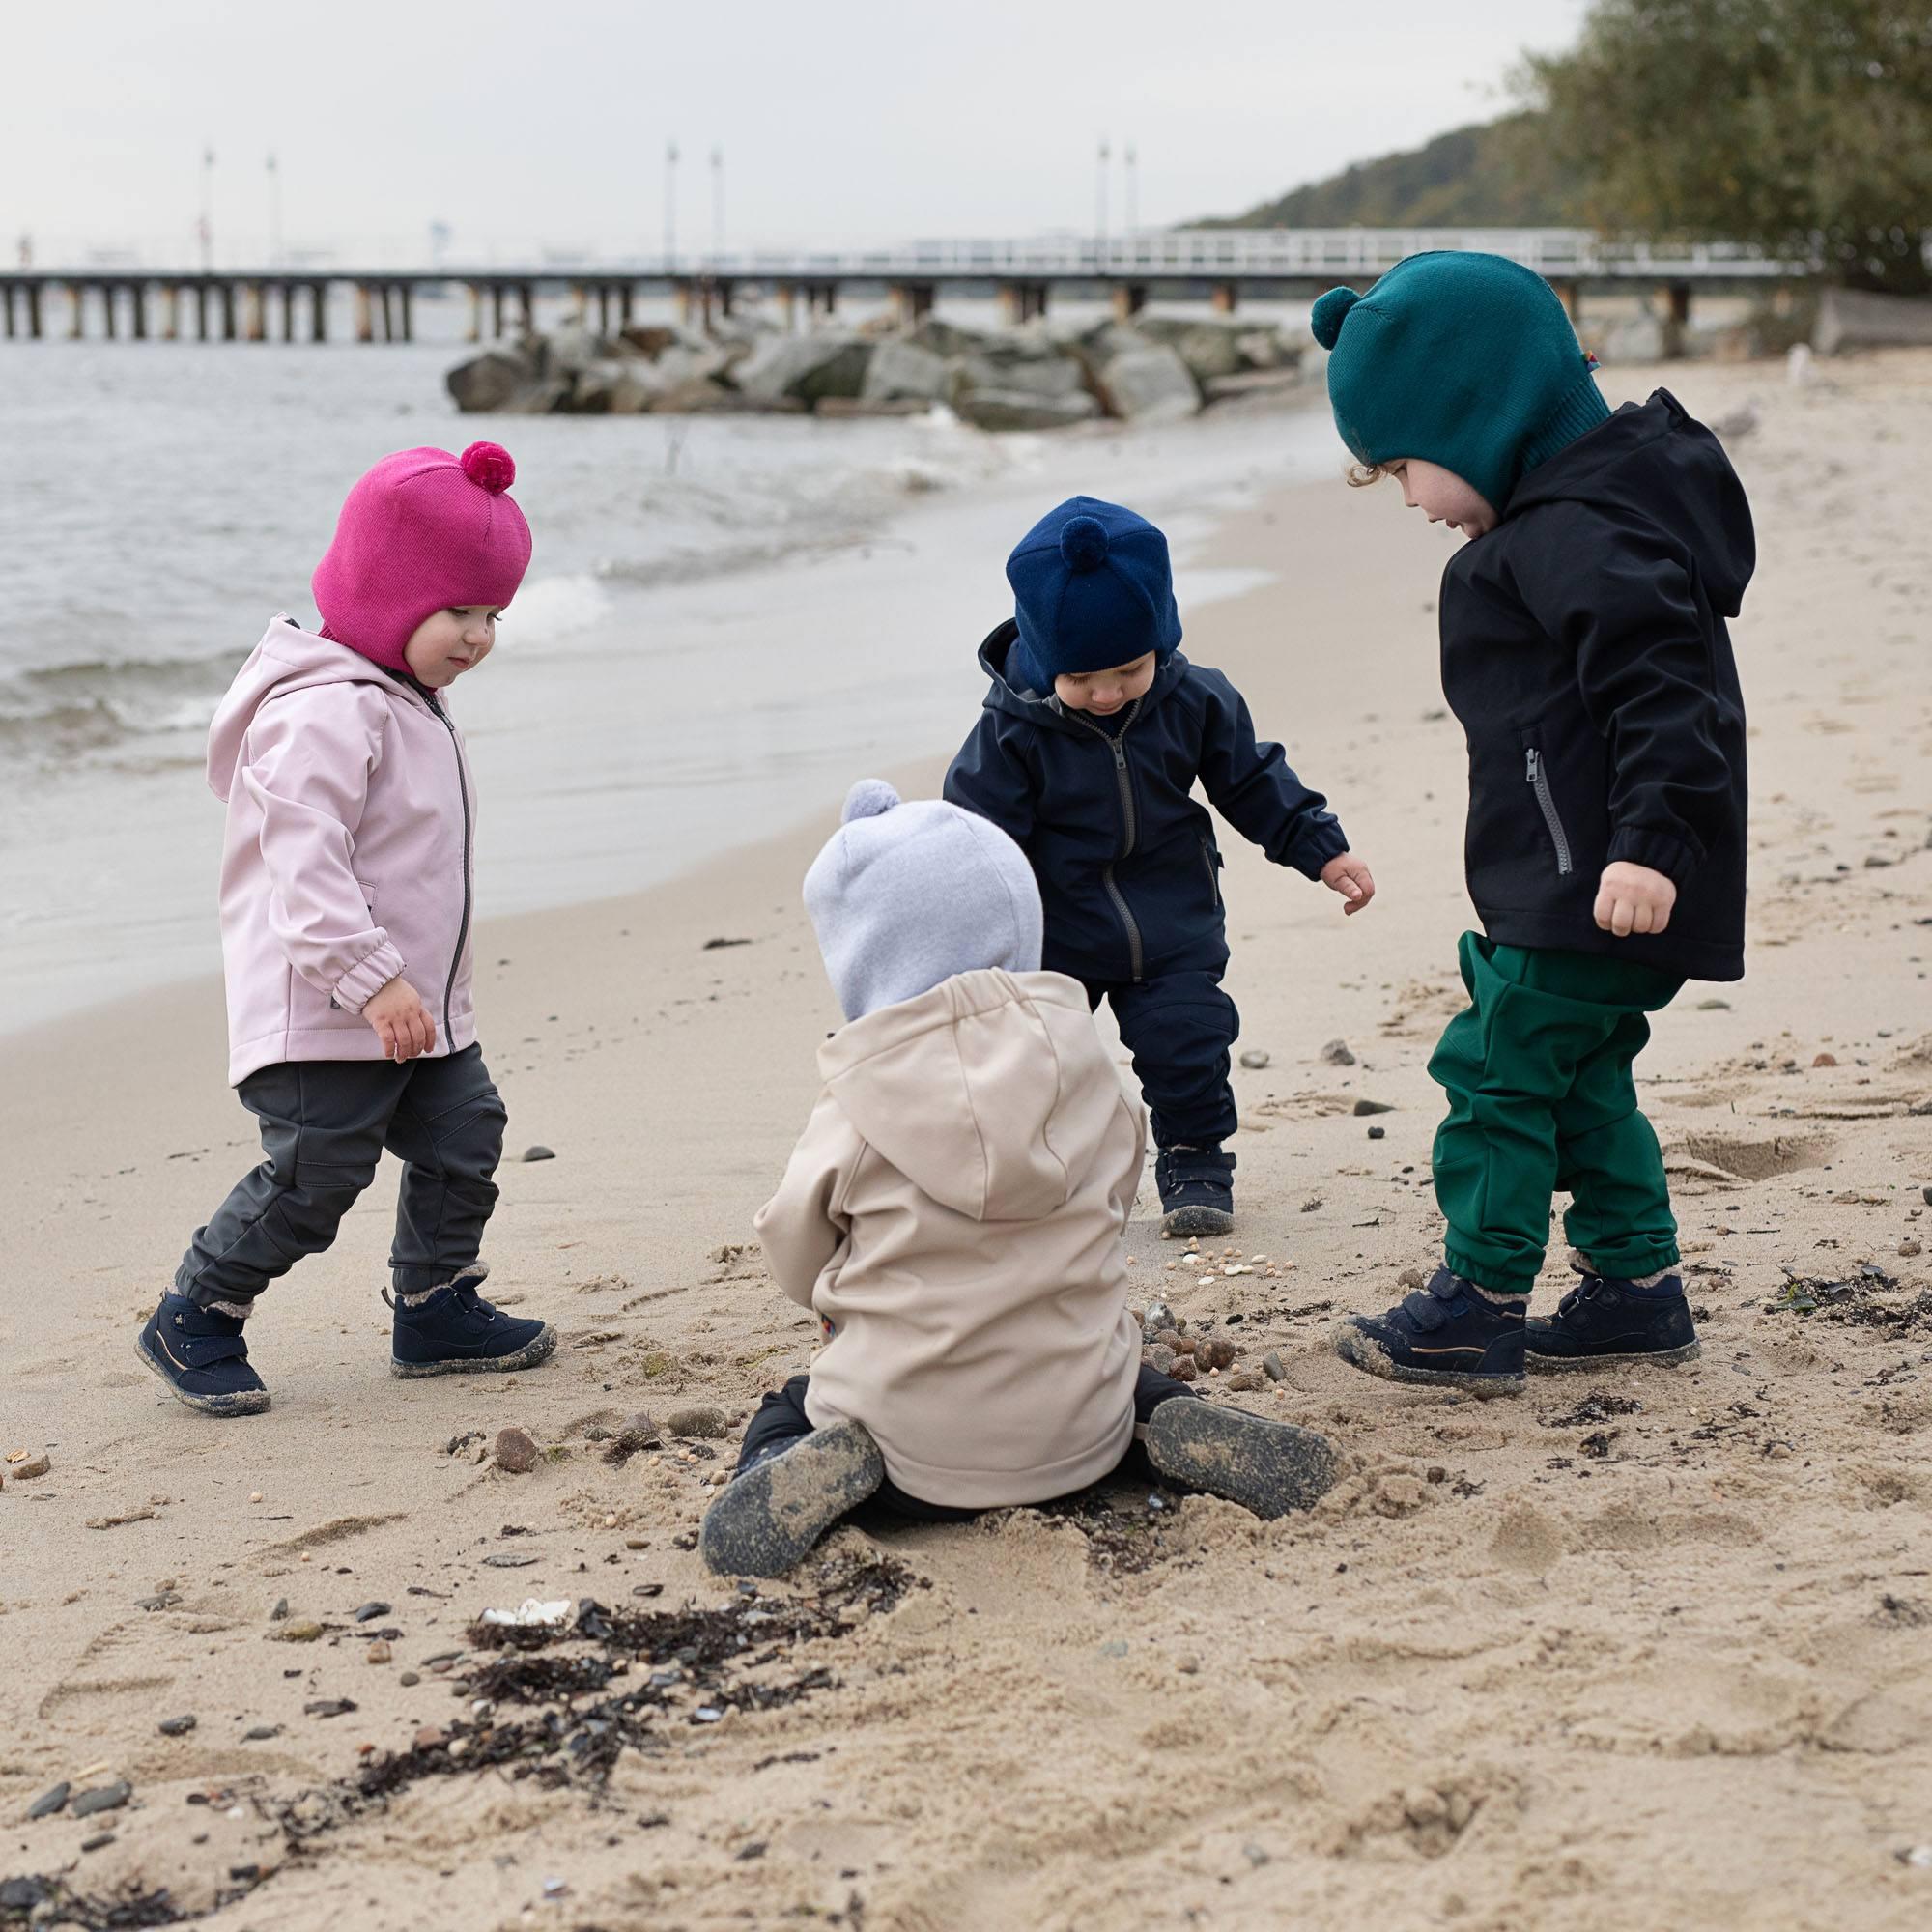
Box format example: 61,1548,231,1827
944,496,1376,1238
700,781,1339,1577
141,441,556,1416
1312,252,1752,1394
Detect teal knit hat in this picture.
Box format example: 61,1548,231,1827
1311,252,1610,515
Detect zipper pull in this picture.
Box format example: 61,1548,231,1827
1112,740,1127,768
1524,748,1540,784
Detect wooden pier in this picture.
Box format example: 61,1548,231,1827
0,229,1808,345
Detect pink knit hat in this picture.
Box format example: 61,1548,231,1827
311,441,533,673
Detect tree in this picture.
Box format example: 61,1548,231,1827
1517,1,1932,292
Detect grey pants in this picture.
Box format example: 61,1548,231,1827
176,1044,506,1309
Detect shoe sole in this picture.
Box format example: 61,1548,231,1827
1144,1397,1339,1519
1525,1340,1702,1372
135,1336,271,1417
700,1421,886,1577
389,1323,559,1379
1333,1324,1524,1398
1161,1205,1235,1237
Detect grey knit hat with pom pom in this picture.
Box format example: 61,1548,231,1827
804,780,1044,1022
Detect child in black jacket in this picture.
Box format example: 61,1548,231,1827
1311,251,1753,1394
945,497,1375,1236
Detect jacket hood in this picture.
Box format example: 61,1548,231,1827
815,968,1129,1223
207,615,424,804
975,619,1188,733
1506,390,1755,617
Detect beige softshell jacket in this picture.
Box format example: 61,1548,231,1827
754,968,1147,1508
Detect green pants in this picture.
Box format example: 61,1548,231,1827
1430,933,1683,1296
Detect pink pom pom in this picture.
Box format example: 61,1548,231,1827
459,441,516,493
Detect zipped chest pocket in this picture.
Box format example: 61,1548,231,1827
1200,838,1222,907
1523,746,1574,876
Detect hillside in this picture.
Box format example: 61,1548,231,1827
1199,115,1575,229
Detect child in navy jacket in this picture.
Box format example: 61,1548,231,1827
945,497,1375,1236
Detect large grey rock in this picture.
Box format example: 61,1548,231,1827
544,323,616,377
733,334,872,405
1135,318,1245,383
861,338,951,404
955,388,1100,431
1202,367,1306,405
956,352,1087,401
446,348,536,412
573,359,664,414
909,316,994,358
1814,287,1932,355
1095,345,1200,424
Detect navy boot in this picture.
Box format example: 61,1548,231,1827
388,1266,557,1378
1525,1266,1700,1370
137,1293,270,1416
1156,1145,1236,1237
1335,1266,1526,1396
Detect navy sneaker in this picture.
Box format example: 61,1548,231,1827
700,1421,885,1577
388,1267,556,1378
137,1293,270,1416
1526,1269,1700,1371
1156,1145,1236,1237
1335,1266,1526,1396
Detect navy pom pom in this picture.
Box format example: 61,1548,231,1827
1058,515,1109,573
1310,286,1361,352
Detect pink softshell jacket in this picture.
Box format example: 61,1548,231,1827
207,616,478,1085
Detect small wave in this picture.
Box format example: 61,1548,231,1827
498,574,612,650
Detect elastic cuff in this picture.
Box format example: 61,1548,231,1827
333,937,407,1014
1606,826,1701,884
1581,1239,1681,1282
1443,1248,1535,1297
1293,822,1350,881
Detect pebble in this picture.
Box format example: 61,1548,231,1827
1262,1352,1286,1382
26,1782,70,1820
1167,1355,1198,1383
156,1715,197,1737
270,1598,289,1621
272,1620,325,1643
1321,1038,1356,1065
1153,1329,1191,1354
1196,1337,1237,1372
413,1726,448,1750
1237,1048,1270,1070
1176,1655,1201,1675
1352,1097,1394,1117
366,1640,393,1664
666,1406,730,1439
11,1454,49,1481
1812,1052,1837,1068
1922,1186,1932,1207
242,1725,281,1741
1697,997,1731,1010
494,1427,540,1474
399,1671,421,1688
612,1411,663,1450
247,1491,263,1503
521,1145,556,1162
70,1782,132,1820
1143,1299,1176,1334
80,1833,115,1854
1144,1345,1177,1374
1901,1238,1923,1259
1226,1372,1264,1393
353,1600,392,1623
1367,1125,1386,1140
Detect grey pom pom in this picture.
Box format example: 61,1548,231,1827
841,779,901,823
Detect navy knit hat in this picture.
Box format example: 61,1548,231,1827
1312,252,1610,516
1004,496,1182,696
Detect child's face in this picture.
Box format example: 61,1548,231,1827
1053,652,1158,716
404,606,499,688
1388,459,1497,541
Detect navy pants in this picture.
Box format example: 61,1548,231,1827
737,1366,1199,1522
176,1044,506,1308
1085,971,1239,1149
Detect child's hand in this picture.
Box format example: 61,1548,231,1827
1594,862,1677,938
1321,852,1377,916
364,976,438,1061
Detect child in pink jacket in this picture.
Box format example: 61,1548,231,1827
700,781,1340,1577
140,441,556,1416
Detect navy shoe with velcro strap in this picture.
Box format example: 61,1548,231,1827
1526,1269,1700,1370
1335,1265,1526,1396
137,1292,271,1416
388,1265,557,1378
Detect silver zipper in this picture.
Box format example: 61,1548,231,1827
428,696,474,1042
1524,748,1574,876
1073,698,1146,981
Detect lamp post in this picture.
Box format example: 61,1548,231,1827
266,152,281,268
199,146,215,270
1095,137,1111,270
1124,141,1138,251
664,140,679,272
710,146,724,266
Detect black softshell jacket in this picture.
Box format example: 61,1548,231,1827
1440,389,1753,980
945,625,1347,985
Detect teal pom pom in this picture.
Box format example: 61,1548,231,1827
1310,286,1360,351
1058,516,1109,573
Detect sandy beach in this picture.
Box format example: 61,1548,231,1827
3,351,1930,1931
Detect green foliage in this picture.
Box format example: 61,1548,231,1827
1200,117,1577,231
1518,0,1932,290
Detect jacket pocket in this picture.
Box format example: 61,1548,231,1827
356,879,379,917
1521,744,1575,876
1199,838,1222,908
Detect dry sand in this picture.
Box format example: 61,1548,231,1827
3,352,1930,1932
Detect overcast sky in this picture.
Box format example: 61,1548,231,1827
6,0,1589,265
